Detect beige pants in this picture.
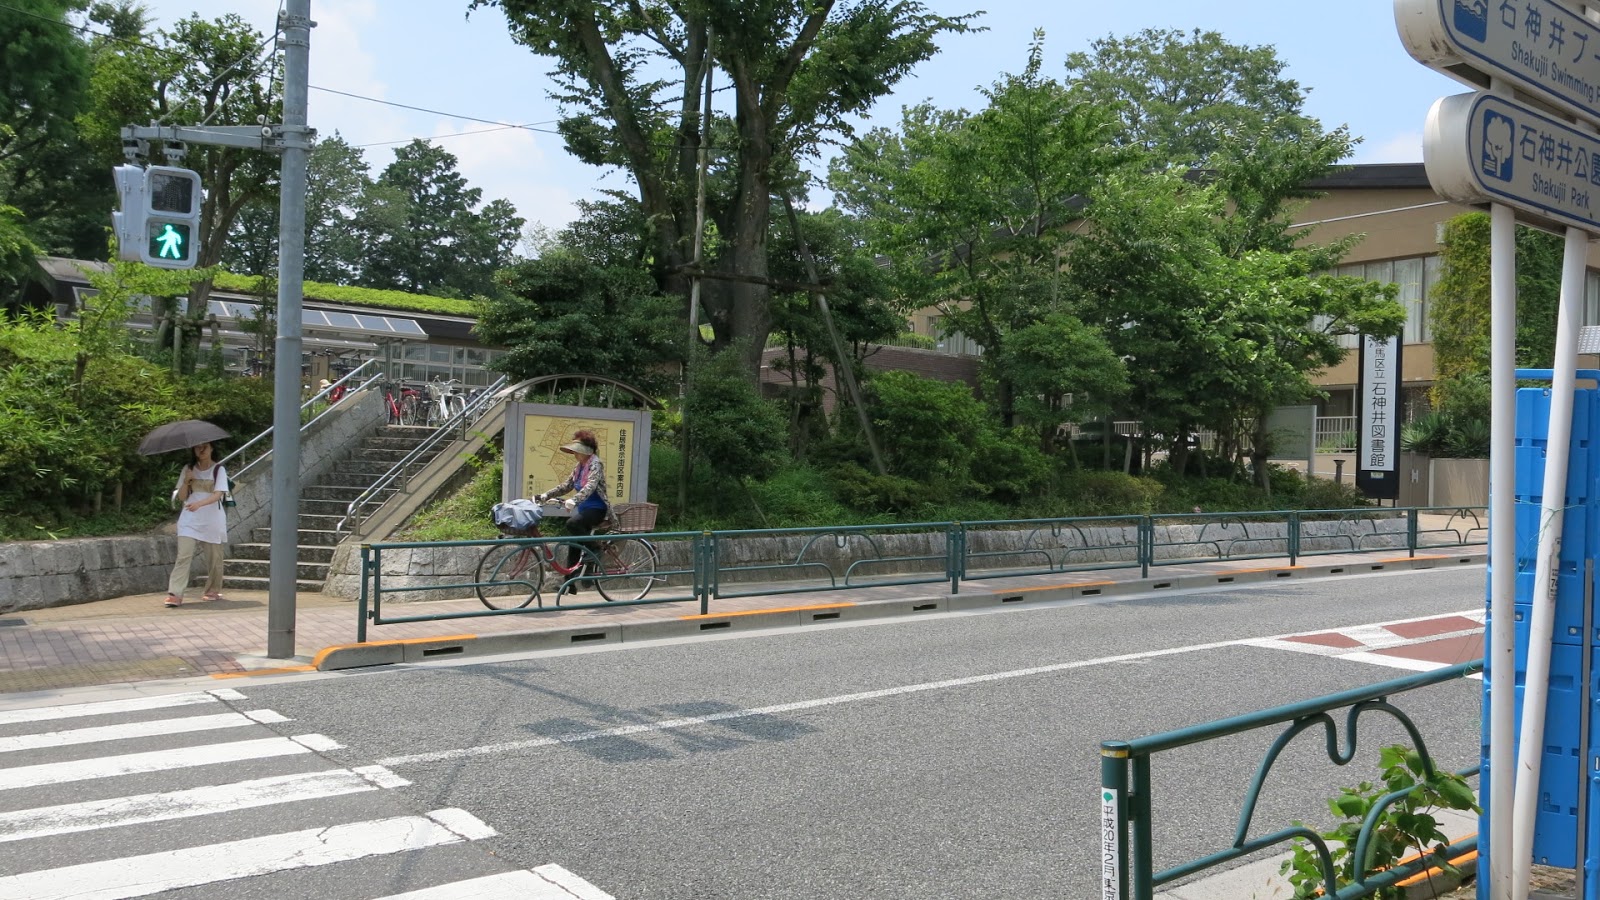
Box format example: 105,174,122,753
168,536,224,597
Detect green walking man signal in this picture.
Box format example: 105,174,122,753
113,164,203,269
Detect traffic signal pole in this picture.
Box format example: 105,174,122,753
119,3,315,659
266,0,313,659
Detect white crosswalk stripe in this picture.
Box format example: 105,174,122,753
0,690,611,900
0,809,497,900
371,867,616,899
0,733,338,791
0,688,244,726
0,708,288,754
0,766,410,843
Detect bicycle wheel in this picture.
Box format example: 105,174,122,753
399,394,419,425
548,542,603,602
476,544,545,609
596,538,658,602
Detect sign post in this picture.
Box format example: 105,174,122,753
1396,2,1600,897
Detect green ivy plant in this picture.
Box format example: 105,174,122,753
1280,744,1479,899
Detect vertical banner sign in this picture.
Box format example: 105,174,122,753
1101,788,1121,900
1357,334,1403,500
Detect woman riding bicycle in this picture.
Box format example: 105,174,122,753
534,430,617,590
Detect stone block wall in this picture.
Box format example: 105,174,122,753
0,535,177,614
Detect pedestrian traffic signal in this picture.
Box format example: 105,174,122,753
111,165,145,263
140,166,202,269
111,164,203,269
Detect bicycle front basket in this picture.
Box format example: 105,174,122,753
612,502,658,533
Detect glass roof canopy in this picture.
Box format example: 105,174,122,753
208,299,428,340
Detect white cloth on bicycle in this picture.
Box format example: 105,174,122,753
492,499,544,530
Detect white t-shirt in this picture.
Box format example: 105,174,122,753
175,463,230,544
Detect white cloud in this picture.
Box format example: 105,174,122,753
429,120,578,229
1354,131,1425,165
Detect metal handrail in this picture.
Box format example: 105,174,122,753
221,358,380,483
1101,660,1483,900
336,374,510,536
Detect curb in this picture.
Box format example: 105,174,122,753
308,551,1485,672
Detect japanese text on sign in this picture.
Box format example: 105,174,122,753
1101,788,1121,900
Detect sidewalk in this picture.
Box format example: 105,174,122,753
0,545,1485,694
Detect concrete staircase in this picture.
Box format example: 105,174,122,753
223,425,440,592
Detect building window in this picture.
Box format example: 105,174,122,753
1338,255,1439,346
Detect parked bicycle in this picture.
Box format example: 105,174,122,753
426,377,468,425
380,381,422,425
476,500,659,609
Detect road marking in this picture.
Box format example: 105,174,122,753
0,808,497,900
0,767,409,843
378,636,1260,766
532,864,616,900
378,607,1487,768
0,710,289,754
0,689,244,726
371,868,614,900
0,734,337,791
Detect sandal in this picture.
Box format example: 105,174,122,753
202,593,226,602
164,595,183,608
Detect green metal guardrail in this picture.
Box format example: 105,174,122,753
1098,660,1483,900
355,506,1487,641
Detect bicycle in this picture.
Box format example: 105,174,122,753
476,501,660,609
380,381,421,425
427,377,467,425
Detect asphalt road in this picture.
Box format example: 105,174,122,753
0,566,1487,899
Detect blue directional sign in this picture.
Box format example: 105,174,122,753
1397,0,1600,124
1425,91,1600,233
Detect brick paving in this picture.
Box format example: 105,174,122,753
0,548,1486,694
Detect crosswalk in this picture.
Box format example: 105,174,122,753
0,688,614,900
1244,609,1486,675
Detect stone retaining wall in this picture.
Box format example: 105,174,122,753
0,391,387,612
322,518,1413,603
0,535,178,614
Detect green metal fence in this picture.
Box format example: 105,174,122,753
355,506,1487,641
1098,660,1482,900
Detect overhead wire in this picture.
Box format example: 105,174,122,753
7,0,733,154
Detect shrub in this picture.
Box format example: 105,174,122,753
685,344,787,482
1057,470,1164,516
973,426,1054,503
866,370,987,486
830,462,937,514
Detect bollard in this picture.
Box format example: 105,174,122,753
1334,458,1345,483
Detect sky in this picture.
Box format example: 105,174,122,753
133,0,1465,236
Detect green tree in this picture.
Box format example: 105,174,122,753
0,205,41,309
1427,211,1561,419
477,252,680,395
82,12,280,370
766,205,902,456
830,35,1124,439
1064,27,1312,165
356,140,524,298
472,0,977,378
0,0,104,259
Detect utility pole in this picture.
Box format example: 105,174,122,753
266,0,313,658
118,5,314,659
